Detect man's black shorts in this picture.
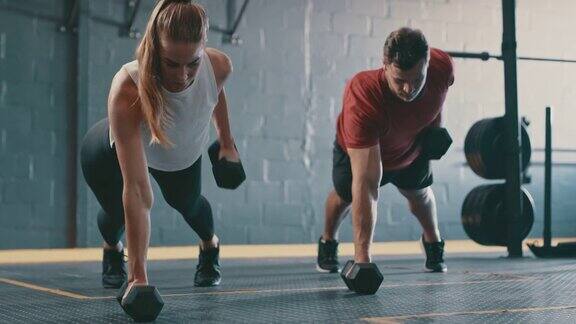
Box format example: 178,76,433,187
332,140,433,203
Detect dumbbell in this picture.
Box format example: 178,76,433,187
340,260,355,291
340,260,383,295
117,282,164,322
208,140,246,189
419,127,453,160
116,281,128,306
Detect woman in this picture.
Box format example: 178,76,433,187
80,0,239,295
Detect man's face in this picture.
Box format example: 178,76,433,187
384,57,429,102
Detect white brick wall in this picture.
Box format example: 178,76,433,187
205,0,576,244
3,0,575,248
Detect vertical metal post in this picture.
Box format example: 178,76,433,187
543,107,552,248
223,0,237,43
501,0,523,257
65,0,79,247
74,0,90,247
227,0,237,27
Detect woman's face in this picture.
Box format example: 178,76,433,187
158,38,204,92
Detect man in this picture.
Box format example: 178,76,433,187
316,27,454,273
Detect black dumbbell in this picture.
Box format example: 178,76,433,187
340,260,355,291
116,281,128,305
341,260,383,295
208,140,246,189
419,127,453,160
118,283,164,322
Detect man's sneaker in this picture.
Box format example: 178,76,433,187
102,248,127,288
316,236,340,273
422,237,447,273
194,246,222,287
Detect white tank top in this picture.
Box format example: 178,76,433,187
113,50,219,171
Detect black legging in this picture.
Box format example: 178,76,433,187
80,118,214,246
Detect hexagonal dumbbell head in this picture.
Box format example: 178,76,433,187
340,260,355,291
423,127,453,160
116,281,128,305
348,263,383,295
208,140,246,189
121,285,164,322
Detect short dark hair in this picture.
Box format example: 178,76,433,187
383,27,429,70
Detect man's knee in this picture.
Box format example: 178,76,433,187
333,184,352,205
326,188,346,207
399,186,434,205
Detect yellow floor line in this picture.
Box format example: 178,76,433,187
9,276,535,301
0,238,573,265
3,277,571,322
0,277,90,300
380,277,534,289
157,277,535,298
362,304,576,322
162,286,344,298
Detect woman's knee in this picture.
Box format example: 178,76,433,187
191,195,212,217
168,193,211,219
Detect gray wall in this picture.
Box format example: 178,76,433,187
0,0,73,248
0,0,575,249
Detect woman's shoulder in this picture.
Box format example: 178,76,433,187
108,67,141,119
113,67,138,91
205,47,232,86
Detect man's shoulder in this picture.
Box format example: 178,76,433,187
429,48,454,87
347,68,383,95
430,48,453,74
350,68,382,84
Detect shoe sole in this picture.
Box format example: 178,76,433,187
102,278,126,289
194,279,222,287
315,264,340,274
424,266,448,273
102,282,124,289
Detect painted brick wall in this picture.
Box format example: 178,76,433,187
1,0,575,248
0,1,72,248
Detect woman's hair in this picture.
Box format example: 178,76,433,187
136,0,209,146
383,27,429,71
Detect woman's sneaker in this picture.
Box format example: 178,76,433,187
102,248,127,288
194,246,222,287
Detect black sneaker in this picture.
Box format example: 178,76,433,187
194,246,222,287
102,248,127,288
422,237,447,273
316,236,340,273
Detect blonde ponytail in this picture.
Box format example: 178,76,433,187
136,0,209,147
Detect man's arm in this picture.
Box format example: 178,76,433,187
348,144,382,262
431,112,442,127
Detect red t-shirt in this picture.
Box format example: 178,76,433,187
336,48,454,171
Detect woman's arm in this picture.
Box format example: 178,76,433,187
206,48,239,162
108,69,154,287
212,88,235,149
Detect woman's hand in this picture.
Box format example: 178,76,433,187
218,143,240,163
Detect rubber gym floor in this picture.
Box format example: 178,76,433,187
1,240,575,323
